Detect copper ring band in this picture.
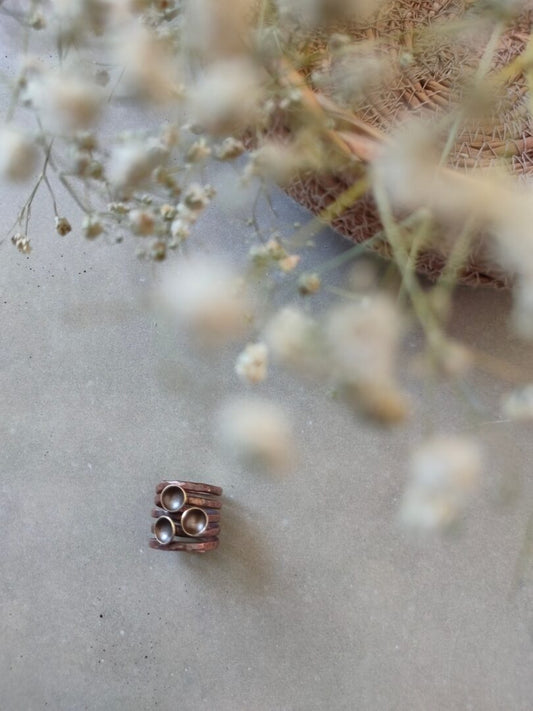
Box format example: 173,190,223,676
151,518,221,541
149,538,219,553
151,507,221,523
158,509,219,538
151,518,221,538
156,480,222,497
150,479,222,553
154,491,222,511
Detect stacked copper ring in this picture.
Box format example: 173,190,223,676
149,480,222,553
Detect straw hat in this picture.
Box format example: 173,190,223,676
261,1,533,287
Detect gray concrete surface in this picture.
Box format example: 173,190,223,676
2,22,533,711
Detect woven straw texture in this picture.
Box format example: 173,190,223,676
271,1,533,286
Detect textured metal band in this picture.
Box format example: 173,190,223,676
154,492,222,510
156,480,222,497
151,507,221,523
151,479,222,552
148,537,219,553
151,520,221,540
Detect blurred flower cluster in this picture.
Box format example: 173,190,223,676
3,0,533,532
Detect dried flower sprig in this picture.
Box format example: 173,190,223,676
3,0,533,537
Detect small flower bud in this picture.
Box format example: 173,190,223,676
298,272,321,295
82,215,103,240
55,216,72,236
129,209,155,236
11,232,31,253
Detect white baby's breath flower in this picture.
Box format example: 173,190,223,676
114,25,182,103
325,296,408,423
216,397,294,472
28,10,46,30
73,131,98,151
149,240,167,261
188,59,263,134
160,204,177,221
11,232,31,253
27,69,104,132
55,216,72,236
246,142,301,184
82,215,103,240
371,122,440,214
129,209,155,235
174,203,200,227
249,243,272,266
108,139,168,191
235,342,268,384
156,257,250,344
183,183,213,210
487,188,533,339
51,0,111,34
326,296,400,386
160,124,180,149
247,128,328,184
108,202,129,215
0,127,38,182
298,272,321,296
264,306,324,374
433,340,474,377
315,44,392,107
372,119,506,235
501,384,533,420
265,238,286,260
278,254,300,273
490,191,533,266
400,436,482,531
69,149,90,178
169,218,190,243
214,137,245,161
279,88,302,111
183,0,255,62
185,139,211,164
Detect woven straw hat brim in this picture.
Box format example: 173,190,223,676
253,1,533,287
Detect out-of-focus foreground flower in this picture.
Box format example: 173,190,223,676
400,436,482,531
